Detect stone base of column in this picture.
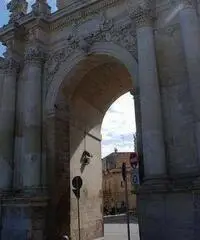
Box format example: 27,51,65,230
137,176,200,240
139,174,170,193
0,195,48,240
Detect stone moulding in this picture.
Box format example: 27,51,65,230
49,0,122,31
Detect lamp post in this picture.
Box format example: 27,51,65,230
122,162,131,240
72,176,83,240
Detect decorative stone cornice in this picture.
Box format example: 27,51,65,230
7,0,28,24
49,0,121,31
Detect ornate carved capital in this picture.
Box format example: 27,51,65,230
134,7,154,28
0,57,6,73
0,57,19,75
7,0,28,23
25,46,44,65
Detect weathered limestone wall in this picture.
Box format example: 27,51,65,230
155,3,199,175
1,0,200,239
69,97,103,239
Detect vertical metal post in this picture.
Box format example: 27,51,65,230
123,163,131,240
77,197,81,240
125,169,131,240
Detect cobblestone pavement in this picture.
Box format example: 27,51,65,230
104,223,140,240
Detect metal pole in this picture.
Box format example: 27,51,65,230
77,197,81,240
125,169,131,240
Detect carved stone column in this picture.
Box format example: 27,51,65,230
130,89,144,183
178,0,200,166
130,2,167,182
0,57,19,191
21,44,44,191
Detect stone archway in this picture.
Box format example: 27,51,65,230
1,0,200,238
45,46,138,239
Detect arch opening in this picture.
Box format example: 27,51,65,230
101,93,140,239
46,52,139,240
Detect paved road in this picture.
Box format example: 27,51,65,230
104,223,140,240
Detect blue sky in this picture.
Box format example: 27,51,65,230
101,93,136,157
0,0,57,56
0,1,136,157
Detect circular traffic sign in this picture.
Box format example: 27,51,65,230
72,176,83,190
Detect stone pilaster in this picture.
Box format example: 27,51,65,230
130,89,144,183
178,0,200,167
0,56,19,191
20,43,44,192
129,2,167,183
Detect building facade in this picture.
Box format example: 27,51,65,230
102,151,137,214
0,0,200,239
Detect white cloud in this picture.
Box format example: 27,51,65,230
101,92,136,158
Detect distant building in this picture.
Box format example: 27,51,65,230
102,151,137,215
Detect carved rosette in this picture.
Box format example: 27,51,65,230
24,46,44,65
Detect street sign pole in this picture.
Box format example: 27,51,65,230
72,176,83,240
77,196,81,240
122,163,131,240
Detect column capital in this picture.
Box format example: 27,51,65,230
127,0,155,28
24,28,45,65
24,45,44,65
4,58,20,75
0,57,19,75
